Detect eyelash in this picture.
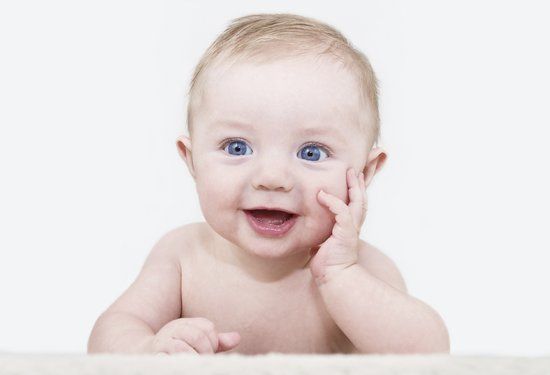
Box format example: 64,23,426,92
301,142,333,158
219,138,252,150
219,137,333,157
219,137,247,151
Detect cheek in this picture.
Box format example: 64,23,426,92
194,165,233,216
194,171,240,243
195,161,244,201
309,170,349,204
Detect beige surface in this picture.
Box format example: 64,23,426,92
1,354,550,375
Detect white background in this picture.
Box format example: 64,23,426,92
0,0,549,356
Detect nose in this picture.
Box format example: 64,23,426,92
251,157,294,192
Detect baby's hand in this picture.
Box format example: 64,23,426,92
150,317,241,355
308,168,367,283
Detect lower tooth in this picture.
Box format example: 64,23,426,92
254,217,286,225
259,219,284,225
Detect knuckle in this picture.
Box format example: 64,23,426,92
189,332,213,354
187,329,205,344
200,319,216,331
171,338,191,353
188,317,215,331
153,338,171,354
171,339,185,352
336,214,351,225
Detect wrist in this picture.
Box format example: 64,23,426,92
313,263,359,287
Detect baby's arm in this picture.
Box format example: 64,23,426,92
88,227,240,354
87,228,183,353
317,241,450,353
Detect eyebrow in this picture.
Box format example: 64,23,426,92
299,126,344,139
213,120,347,143
212,120,254,130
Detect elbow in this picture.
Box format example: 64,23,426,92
87,329,101,354
436,321,451,353
432,311,451,353
87,312,110,354
87,324,102,354
87,339,97,354
416,302,451,354
399,309,450,354
439,323,451,353
426,327,450,354
418,312,451,354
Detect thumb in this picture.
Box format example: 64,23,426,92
216,331,241,353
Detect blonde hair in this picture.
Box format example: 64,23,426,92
186,13,381,148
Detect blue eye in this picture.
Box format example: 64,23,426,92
298,144,329,162
224,140,252,156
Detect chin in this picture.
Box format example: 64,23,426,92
248,240,305,259
227,226,302,259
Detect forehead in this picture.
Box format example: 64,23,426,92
197,55,363,137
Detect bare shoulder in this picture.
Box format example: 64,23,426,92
102,223,206,330
158,222,207,258
137,223,199,271
357,239,408,294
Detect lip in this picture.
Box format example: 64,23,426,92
243,209,298,238
244,206,298,215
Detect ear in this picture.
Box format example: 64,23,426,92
361,146,387,188
176,135,196,179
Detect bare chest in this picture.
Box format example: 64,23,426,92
179,255,356,354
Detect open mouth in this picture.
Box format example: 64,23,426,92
244,209,296,224
243,209,298,237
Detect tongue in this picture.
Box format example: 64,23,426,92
250,210,292,225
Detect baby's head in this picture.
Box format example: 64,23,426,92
177,13,387,260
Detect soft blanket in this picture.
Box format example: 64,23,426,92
1,353,549,375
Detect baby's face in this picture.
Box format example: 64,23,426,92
179,55,375,259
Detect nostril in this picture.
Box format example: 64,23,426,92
252,174,293,192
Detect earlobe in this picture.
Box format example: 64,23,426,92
176,135,196,179
361,146,388,188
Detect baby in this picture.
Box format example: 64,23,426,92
88,13,450,355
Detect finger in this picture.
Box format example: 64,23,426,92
183,318,219,353
179,325,215,354
168,338,198,355
359,172,368,225
216,332,241,352
317,190,356,235
347,168,363,230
